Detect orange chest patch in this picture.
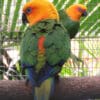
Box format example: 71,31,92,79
38,36,45,52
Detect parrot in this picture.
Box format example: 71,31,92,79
20,0,71,100
59,4,87,39
58,4,87,69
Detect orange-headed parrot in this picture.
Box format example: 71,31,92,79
20,0,70,100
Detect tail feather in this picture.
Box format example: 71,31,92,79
34,77,54,100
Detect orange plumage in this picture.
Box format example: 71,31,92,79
65,4,87,21
23,0,59,26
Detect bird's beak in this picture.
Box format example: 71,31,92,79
22,13,29,24
82,11,87,16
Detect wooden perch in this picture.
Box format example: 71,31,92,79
0,77,100,100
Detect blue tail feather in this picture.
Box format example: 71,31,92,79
27,68,37,86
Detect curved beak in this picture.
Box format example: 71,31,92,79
82,11,87,16
22,13,29,24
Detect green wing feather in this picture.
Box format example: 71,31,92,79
20,27,38,66
44,22,71,65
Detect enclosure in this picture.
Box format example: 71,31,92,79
0,0,100,100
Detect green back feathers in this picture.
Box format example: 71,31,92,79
20,28,38,66
59,10,80,39
20,19,59,66
45,23,71,65
20,19,71,69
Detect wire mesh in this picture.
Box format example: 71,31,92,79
60,37,100,77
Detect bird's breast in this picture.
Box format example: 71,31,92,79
38,36,45,54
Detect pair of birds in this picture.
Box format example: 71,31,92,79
20,0,87,100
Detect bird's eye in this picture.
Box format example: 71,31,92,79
26,7,32,14
78,7,84,13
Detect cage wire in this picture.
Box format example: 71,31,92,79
0,0,100,83
60,37,100,77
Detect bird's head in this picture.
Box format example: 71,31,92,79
65,4,87,21
22,0,59,26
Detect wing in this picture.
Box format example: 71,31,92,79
44,23,71,66
20,28,38,66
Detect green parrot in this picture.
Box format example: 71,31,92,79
59,4,87,39
58,4,87,68
20,0,70,100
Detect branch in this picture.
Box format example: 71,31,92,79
0,77,100,100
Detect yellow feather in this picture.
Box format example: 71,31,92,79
34,78,54,100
